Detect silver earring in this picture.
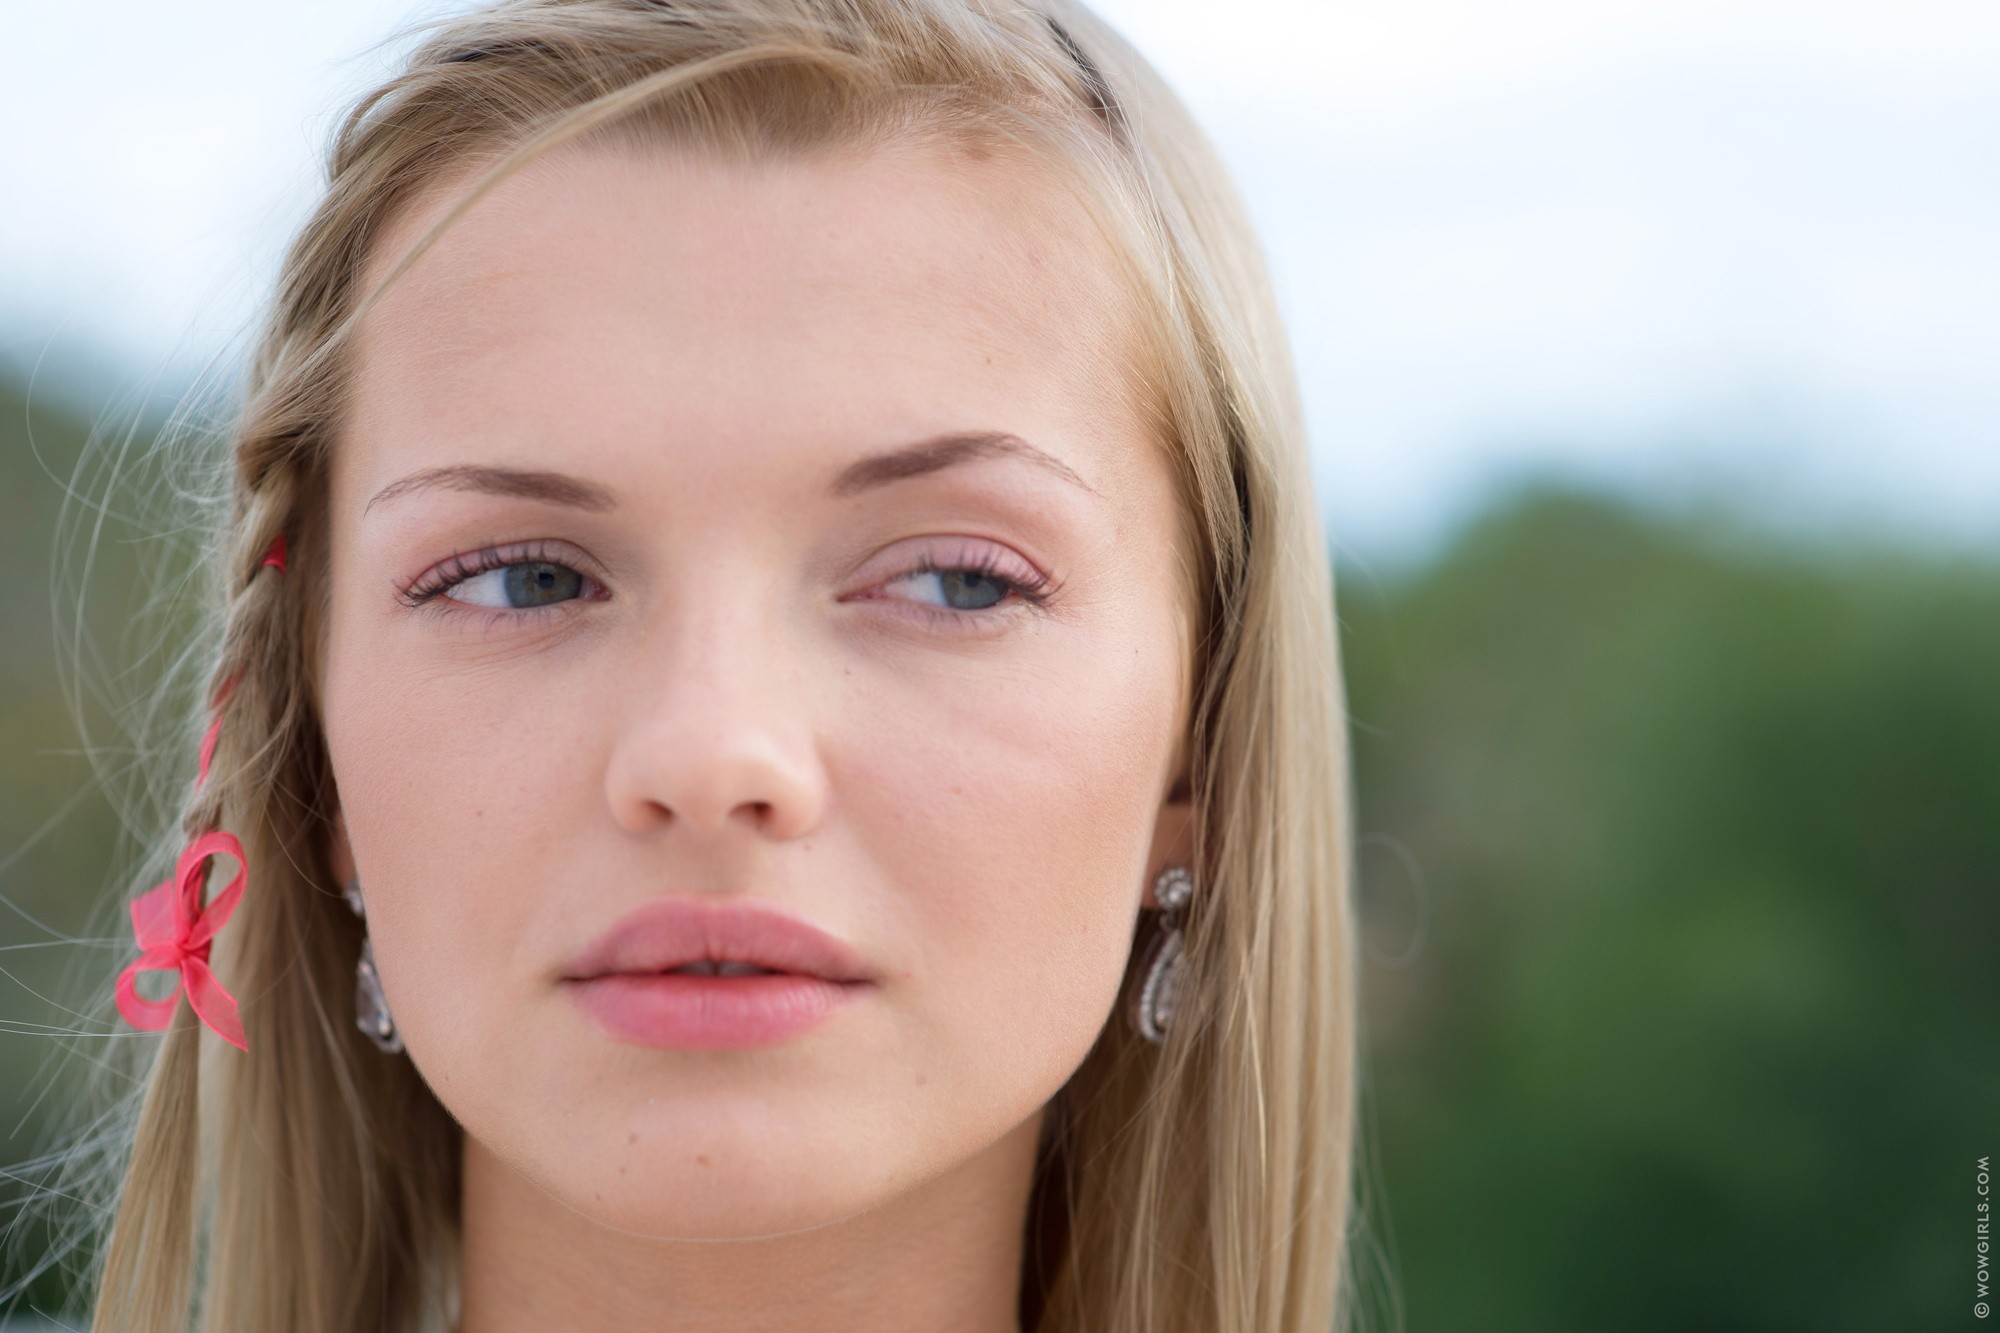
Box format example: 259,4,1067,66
343,875,404,1054
1129,865,1194,1044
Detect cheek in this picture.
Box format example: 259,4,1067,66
836,619,1177,1087
320,627,605,1054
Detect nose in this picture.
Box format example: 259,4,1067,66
601,584,830,845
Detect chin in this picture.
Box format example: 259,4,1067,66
531,1120,918,1241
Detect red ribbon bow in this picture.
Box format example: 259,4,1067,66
113,830,249,1051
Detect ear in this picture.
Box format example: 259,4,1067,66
327,801,357,887
1142,757,1196,910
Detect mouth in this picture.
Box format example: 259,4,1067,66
561,898,874,1048
654,960,787,977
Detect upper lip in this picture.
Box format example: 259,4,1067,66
562,898,875,984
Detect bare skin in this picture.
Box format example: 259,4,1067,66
320,136,1195,1332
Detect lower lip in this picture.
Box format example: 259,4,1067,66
565,973,865,1049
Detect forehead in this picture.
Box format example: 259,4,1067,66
340,135,1155,502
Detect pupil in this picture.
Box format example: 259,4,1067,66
940,570,1005,611
503,561,582,607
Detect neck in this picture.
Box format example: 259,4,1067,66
454,1110,1043,1333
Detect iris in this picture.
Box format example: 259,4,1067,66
499,561,583,608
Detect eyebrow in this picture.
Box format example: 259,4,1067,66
365,464,617,516
830,431,1099,499
364,430,1098,517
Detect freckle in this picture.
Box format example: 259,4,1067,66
697,1154,711,1168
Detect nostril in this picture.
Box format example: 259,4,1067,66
737,799,775,829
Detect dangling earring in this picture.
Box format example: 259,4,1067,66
343,875,404,1054
1128,865,1194,1044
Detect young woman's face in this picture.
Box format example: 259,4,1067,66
320,136,1195,1239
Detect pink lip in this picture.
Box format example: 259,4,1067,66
561,899,874,1050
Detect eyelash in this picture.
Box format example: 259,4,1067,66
891,549,1058,629
398,539,600,618
398,540,1059,630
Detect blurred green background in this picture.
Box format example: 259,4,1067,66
0,363,1994,1328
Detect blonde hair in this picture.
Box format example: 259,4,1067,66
36,2,1358,1329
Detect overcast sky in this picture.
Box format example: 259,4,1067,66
3,0,1996,565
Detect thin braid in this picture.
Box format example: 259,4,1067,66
111,471,296,1051
91,479,305,1332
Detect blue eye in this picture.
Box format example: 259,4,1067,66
900,564,1013,611
451,560,586,609
879,551,1056,622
